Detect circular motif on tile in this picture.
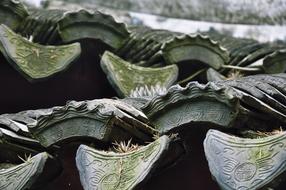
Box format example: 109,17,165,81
101,173,120,189
234,162,257,182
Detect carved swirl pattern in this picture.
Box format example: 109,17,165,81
76,137,168,190
39,117,106,147
0,25,80,79
155,100,233,133
142,81,238,119
29,99,151,147
0,153,46,190
204,130,286,190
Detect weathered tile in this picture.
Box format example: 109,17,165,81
204,129,286,190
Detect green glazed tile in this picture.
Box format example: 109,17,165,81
204,129,286,190
0,24,81,81
0,152,48,190
101,51,178,97
76,135,171,190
